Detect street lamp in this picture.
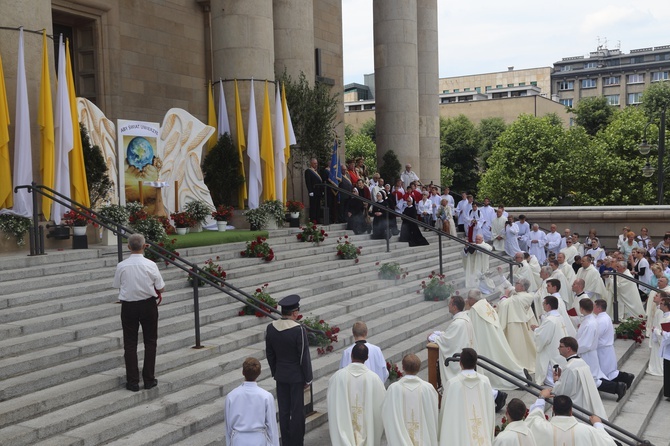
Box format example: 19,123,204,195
638,107,667,205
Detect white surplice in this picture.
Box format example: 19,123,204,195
438,370,495,446
225,382,280,446
513,260,538,293
525,401,616,446
605,269,645,320
340,341,389,383
497,292,537,373
328,362,386,446
480,205,496,241
491,216,507,251
527,256,543,290
435,312,476,383
595,312,620,381
560,245,579,265
533,310,568,385
504,222,521,257
516,221,530,252
545,231,561,258
468,300,524,390
646,285,670,337
465,208,485,241
525,230,547,264
576,314,607,382
648,311,670,376
575,265,608,302
382,375,439,446
492,420,537,446
462,241,492,288
553,356,607,420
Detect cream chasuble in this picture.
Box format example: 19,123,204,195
604,269,645,320
492,420,537,446
382,375,439,446
525,230,547,264
491,216,507,251
553,357,607,420
526,407,616,446
462,242,492,288
497,292,537,373
575,265,608,301
513,261,538,293
533,312,568,385
436,312,476,384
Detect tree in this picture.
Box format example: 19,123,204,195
359,118,376,143
569,96,614,136
81,123,112,209
440,115,480,193
477,117,507,171
202,133,245,206
379,150,401,185
641,79,670,121
345,133,377,174
279,71,340,167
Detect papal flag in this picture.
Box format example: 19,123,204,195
0,49,12,210
281,83,296,199
206,80,217,152
65,39,90,208
273,83,285,202
217,79,230,137
234,79,247,209
247,79,261,209
53,35,74,225
39,30,55,220
260,81,275,201
12,27,33,218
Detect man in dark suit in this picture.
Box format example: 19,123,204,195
265,295,313,446
304,158,324,223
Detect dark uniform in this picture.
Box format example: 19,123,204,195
265,295,313,446
305,165,324,223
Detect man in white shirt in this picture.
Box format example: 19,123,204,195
575,255,608,301
382,354,439,445
339,321,389,383
545,224,562,259
112,233,165,392
480,197,496,243
400,163,420,189
526,224,547,265
559,228,572,250
441,186,454,214
455,192,469,232
225,357,280,446
490,206,507,252
328,344,386,446
465,201,484,242
516,215,530,252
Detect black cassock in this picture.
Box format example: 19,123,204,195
398,205,429,246
369,200,391,240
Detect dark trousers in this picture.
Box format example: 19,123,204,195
121,299,158,386
276,381,305,446
665,359,670,397
598,378,619,394
308,193,320,224
612,371,634,385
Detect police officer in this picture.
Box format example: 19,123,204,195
265,294,313,446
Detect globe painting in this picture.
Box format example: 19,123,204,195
126,136,155,171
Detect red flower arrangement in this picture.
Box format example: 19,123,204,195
241,236,275,261
296,222,328,244
63,209,98,227
285,200,305,213
238,283,277,317
170,211,196,229
614,316,646,345
156,216,176,235
386,361,403,381
336,235,361,261
212,205,234,222
188,256,227,287
144,238,180,266
302,316,340,355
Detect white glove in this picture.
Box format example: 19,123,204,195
309,192,314,197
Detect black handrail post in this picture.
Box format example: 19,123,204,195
29,181,43,256
116,223,123,264
323,185,330,225
385,210,390,252
192,275,202,348
613,276,619,324
438,234,443,275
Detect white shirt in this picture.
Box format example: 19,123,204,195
340,341,389,383
225,381,279,446
112,254,165,302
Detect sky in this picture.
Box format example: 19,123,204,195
342,0,670,85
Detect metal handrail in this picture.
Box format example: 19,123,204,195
15,183,326,347
319,182,520,279
445,353,652,446
600,270,662,323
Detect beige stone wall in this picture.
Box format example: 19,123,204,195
439,67,553,95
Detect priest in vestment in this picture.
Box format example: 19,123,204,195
525,224,546,265
593,300,636,387
545,224,562,259
552,336,608,420
465,291,525,390
534,274,576,337
429,295,476,384
560,239,579,265
438,348,495,446
516,216,530,253
497,279,537,373
557,253,576,291
465,202,485,243
339,321,389,383
225,357,280,446
549,259,574,308
525,252,543,290
647,292,669,376
382,354,439,446
479,198,496,242
532,296,568,386
575,255,608,301
462,234,492,288
492,398,537,446
513,252,538,293
645,277,670,337
328,343,386,446
604,260,645,320
504,217,521,257
490,207,507,251
525,389,616,446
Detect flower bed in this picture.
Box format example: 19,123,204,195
241,236,275,261
239,284,277,317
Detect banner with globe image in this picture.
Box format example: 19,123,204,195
117,120,161,213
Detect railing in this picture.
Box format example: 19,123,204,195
319,182,520,280
426,344,652,446
15,183,325,347
601,270,663,324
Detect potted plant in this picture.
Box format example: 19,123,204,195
244,207,269,231
240,236,275,261
285,200,304,219
184,200,211,232
170,211,195,235
418,272,454,301
96,204,130,245
302,316,340,356
63,209,95,236
259,200,285,230
238,283,278,317
0,214,31,247
296,223,328,245
212,204,234,232
335,235,362,262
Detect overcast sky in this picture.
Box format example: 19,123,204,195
342,0,670,85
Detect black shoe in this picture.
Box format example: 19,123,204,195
625,373,634,389
616,382,626,402
494,391,508,412
144,379,158,390
523,368,533,383
126,382,140,392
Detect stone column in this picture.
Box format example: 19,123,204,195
373,0,420,181
211,0,275,140
417,0,440,185
273,0,314,84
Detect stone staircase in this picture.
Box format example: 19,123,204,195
0,224,500,445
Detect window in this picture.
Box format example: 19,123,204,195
628,92,643,105
442,90,449,93
603,76,620,86
475,87,481,93
485,86,491,91
655,53,670,61
630,56,644,64
605,94,620,106
519,82,526,86
627,74,644,84
507,83,514,87
496,84,503,88
581,79,597,89
559,98,573,107
560,65,572,72
558,81,574,91
464,87,471,92
584,62,597,69
530,81,537,86
652,71,669,82
453,89,459,93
